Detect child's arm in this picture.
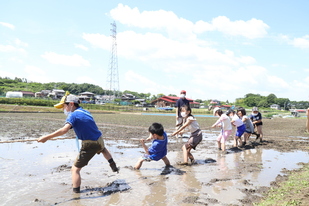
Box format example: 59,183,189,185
37,123,71,143
211,119,221,128
144,133,153,142
172,118,193,136
140,139,150,155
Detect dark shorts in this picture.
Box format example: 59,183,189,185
74,136,105,168
185,129,202,150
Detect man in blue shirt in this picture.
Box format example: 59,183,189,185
37,93,119,193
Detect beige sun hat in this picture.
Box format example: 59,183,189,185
213,107,220,116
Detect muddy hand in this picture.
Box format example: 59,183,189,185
37,136,48,143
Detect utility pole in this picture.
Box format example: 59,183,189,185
107,21,120,101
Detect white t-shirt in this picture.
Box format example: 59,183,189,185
185,116,200,133
231,114,244,127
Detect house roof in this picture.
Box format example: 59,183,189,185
79,92,94,95
152,96,200,104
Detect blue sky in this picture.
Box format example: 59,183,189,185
1,1,309,102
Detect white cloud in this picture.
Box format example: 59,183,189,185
0,45,25,53
15,38,28,47
280,34,309,49
82,33,110,50
41,52,90,67
290,35,309,49
211,16,269,39
109,4,269,39
24,65,50,83
75,44,88,51
0,22,15,30
0,70,16,79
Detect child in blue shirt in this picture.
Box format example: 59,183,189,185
134,123,171,169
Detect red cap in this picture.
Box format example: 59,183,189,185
180,90,186,94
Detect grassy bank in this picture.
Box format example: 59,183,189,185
255,163,309,206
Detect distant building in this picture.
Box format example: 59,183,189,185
270,104,281,110
6,91,23,98
47,89,65,99
151,96,200,108
20,91,35,97
78,92,95,100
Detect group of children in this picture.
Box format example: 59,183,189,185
212,106,263,152
136,105,264,169
37,92,263,193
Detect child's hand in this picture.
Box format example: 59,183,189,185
37,136,48,143
140,139,145,144
211,125,216,128
171,132,176,136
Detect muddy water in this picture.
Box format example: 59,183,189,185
1,131,308,206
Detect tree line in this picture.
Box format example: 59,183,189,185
1,77,308,109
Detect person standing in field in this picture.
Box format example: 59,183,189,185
175,90,190,138
172,105,203,165
37,93,119,193
249,107,264,142
212,107,232,152
237,107,254,145
134,122,170,169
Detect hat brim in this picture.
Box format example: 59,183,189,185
54,103,64,109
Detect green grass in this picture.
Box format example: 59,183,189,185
255,163,309,206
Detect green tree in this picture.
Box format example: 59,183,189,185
266,93,277,105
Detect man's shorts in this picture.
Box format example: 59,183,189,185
185,129,202,150
74,136,105,168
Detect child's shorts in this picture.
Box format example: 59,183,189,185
236,124,246,137
217,130,232,143
74,136,105,168
185,129,202,150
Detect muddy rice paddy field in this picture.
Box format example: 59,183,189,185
1,112,309,206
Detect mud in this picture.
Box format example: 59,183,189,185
0,112,309,205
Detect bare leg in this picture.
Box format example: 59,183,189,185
257,125,263,141
134,157,144,170
102,147,118,172
233,136,238,147
101,147,112,160
71,165,82,188
221,142,226,151
182,144,188,163
217,141,221,150
161,156,170,166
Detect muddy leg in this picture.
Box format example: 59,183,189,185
134,157,144,170
182,144,188,163
71,165,82,191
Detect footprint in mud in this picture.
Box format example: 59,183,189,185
53,164,71,173
83,179,131,196
160,166,186,175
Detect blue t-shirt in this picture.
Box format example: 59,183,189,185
65,107,102,141
175,98,190,117
148,132,168,161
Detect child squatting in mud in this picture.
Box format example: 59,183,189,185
37,92,119,193
134,122,171,169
